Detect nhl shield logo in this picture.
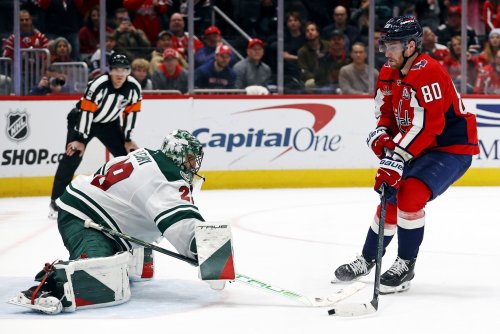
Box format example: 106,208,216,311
6,110,30,142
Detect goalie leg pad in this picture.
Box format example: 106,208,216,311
128,247,155,281
54,251,132,312
195,222,235,285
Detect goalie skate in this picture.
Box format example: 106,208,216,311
380,256,416,294
8,287,62,315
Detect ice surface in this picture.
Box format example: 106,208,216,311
1,187,499,333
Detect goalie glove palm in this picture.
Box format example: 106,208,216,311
375,158,404,194
367,127,396,159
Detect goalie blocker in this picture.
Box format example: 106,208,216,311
195,222,235,290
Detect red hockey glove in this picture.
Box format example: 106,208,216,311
366,127,396,159
374,157,404,194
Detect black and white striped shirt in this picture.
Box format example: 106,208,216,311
75,74,142,141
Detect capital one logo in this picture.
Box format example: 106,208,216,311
193,103,339,161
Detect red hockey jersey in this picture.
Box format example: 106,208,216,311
374,53,479,161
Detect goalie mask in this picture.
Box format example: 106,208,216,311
161,130,204,183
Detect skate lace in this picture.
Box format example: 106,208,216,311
347,256,369,275
387,257,409,276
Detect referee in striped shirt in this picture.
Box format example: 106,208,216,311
49,53,142,219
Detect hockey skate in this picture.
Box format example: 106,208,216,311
48,200,59,220
333,255,375,283
380,256,416,294
8,286,62,315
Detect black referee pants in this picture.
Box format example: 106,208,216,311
50,109,128,201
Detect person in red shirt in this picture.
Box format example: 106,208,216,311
2,9,49,59
443,35,479,93
475,48,500,94
79,5,113,57
482,0,500,33
333,16,479,294
169,12,203,57
123,0,170,45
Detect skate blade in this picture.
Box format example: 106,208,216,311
380,281,411,295
7,296,62,315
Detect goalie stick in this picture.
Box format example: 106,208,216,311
84,219,365,307
328,185,387,316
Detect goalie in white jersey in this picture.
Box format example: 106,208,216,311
8,130,209,314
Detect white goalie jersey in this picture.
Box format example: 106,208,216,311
56,148,204,258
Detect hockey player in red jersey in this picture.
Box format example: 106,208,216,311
333,16,479,294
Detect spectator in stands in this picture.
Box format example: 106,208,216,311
443,35,479,93
123,0,170,45
281,12,306,83
234,38,271,90
338,42,378,95
421,26,449,66
29,74,68,95
297,22,330,88
37,0,81,60
50,37,74,63
131,58,153,90
254,0,278,39
89,32,117,79
321,5,359,52
437,5,480,54
169,12,203,57
79,5,113,59
195,44,236,89
113,8,151,60
374,30,387,70
0,74,12,96
482,0,500,34
475,48,500,94
195,25,237,69
314,30,352,93
152,48,188,93
2,9,49,59
149,30,188,75
478,28,500,66
415,0,441,32
350,0,370,46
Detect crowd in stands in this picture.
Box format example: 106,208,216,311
1,0,500,95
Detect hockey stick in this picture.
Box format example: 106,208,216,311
328,184,387,316
84,219,365,307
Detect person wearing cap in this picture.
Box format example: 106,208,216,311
233,38,271,90
194,44,236,89
150,30,188,75
482,0,500,34
478,28,500,65
152,48,188,93
297,22,330,88
436,5,480,53
313,29,352,93
195,25,238,68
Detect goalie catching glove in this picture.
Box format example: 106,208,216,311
367,127,396,159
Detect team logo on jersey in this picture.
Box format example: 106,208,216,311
402,87,411,100
381,85,392,96
411,59,428,70
5,109,30,142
